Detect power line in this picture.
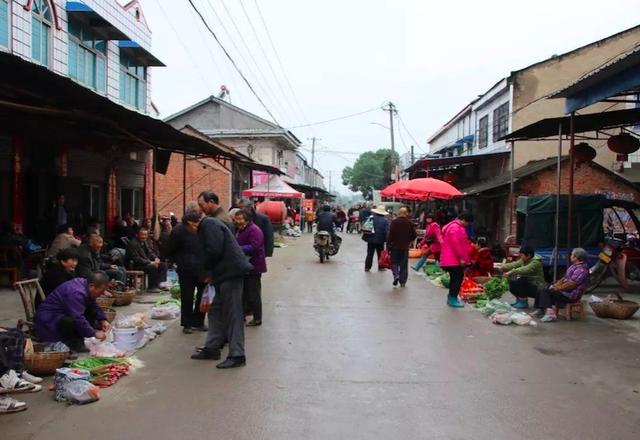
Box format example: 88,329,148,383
251,0,314,131
215,0,292,123
187,0,280,124
397,112,427,153
286,107,380,129
238,0,300,126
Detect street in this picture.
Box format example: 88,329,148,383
3,232,640,440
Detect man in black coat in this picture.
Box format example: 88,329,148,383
236,198,274,257
184,212,252,369
125,228,167,291
167,205,206,333
76,234,126,283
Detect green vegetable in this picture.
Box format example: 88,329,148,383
438,273,450,288
483,277,509,300
170,285,181,299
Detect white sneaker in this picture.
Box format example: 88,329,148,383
0,396,28,413
0,370,41,394
20,371,43,384
540,308,557,322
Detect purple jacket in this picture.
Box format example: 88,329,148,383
236,222,267,274
34,278,106,342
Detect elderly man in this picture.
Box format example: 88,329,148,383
236,198,274,258
125,228,168,291
34,273,111,351
198,191,234,232
47,224,81,258
532,248,590,322
76,234,126,284
387,207,417,287
183,211,253,369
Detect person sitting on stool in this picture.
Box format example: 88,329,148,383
125,227,168,292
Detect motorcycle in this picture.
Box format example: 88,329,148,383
588,237,640,292
313,231,341,263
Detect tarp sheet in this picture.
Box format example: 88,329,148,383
516,195,605,249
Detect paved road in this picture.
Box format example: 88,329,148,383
5,233,640,440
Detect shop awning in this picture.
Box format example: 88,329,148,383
0,51,234,160
118,40,165,67
499,107,640,142
66,1,130,40
405,150,510,173
242,175,303,199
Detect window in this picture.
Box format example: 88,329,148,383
119,54,146,110
31,0,52,66
0,0,8,49
68,19,107,92
478,116,488,148
492,102,510,142
120,188,143,220
82,184,103,222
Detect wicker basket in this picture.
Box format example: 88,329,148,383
110,289,136,306
24,343,69,376
104,307,117,323
589,299,639,320
96,296,115,308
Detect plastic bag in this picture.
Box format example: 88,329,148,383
64,380,100,405
511,312,533,326
85,340,126,357
361,216,375,234
115,313,146,329
200,284,216,313
54,368,91,402
43,341,70,353
490,311,513,325
150,304,180,320
378,250,391,269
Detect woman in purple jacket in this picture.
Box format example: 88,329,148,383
234,210,266,327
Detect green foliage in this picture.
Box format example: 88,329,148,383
341,149,399,199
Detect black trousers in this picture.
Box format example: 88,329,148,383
444,266,465,298
391,249,409,284
365,243,385,270
140,262,168,288
535,288,572,309
509,277,539,299
105,267,127,284
243,274,263,321
58,307,99,351
179,273,205,328
307,221,313,233
205,278,245,358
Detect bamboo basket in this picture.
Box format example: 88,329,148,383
110,289,136,306
23,343,68,376
103,307,117,323
589,293,639,320
96,296,115,308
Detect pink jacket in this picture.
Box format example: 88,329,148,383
439,220,470,267
420,222,443,254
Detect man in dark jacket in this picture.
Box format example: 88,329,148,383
76,234,126,283
125,228,167,291
316,205,340,249
198,191,234,232
387,207,417,287
363,205,390,272
184,212,253,369
236,198,274,257
167,204,206,333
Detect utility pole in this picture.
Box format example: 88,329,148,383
411,145,415,165
328,171,332,193
383,102,397,181
308,137,320,187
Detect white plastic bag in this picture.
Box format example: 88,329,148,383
85,340,126,357
511,312,532,326
150,304,180,320
200,284,216,313
64,380,100,405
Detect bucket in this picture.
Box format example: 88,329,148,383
113,328,144,353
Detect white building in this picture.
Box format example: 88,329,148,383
0,0,163,114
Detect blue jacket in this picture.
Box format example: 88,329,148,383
363,214,389,245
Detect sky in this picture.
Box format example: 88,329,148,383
142,0,640,194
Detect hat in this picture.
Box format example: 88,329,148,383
371,205,389,216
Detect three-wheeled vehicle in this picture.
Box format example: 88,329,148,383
516,195,640,290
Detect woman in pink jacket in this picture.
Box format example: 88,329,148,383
440,212,474,308
411,213,442,271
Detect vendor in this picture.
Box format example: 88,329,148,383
501,246,545,308
468,237,494,278
39,248,78,303
34,272,111,351
532,248,590,322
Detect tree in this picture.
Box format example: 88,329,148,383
341,149,399,199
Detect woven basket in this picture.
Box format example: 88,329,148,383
24,343,68,376
96,296,115,308
104,307,117,323
111,289,136,306
589,300,639,320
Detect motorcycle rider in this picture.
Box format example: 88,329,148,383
316,205,340,249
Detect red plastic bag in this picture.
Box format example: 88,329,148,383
378,250,392,269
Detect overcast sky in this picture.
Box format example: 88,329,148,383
142,0,640,194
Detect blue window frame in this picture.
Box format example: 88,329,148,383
31,0,51,66
119,54,146,110
0,0,8,49
68,18,107,93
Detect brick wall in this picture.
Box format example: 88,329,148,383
155,154,231,218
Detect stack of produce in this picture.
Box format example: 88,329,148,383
69,357,131,388
459,278,484,303
482,277,510,300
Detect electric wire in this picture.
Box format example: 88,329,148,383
187,0,280,124
286,107,380,129
216,0,293,123
397,112,427,153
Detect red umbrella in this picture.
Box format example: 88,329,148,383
380,180,411,198
401,178,462,200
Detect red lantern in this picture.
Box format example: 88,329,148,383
607,133,640,155
573,142,596,163
443,171,458,183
